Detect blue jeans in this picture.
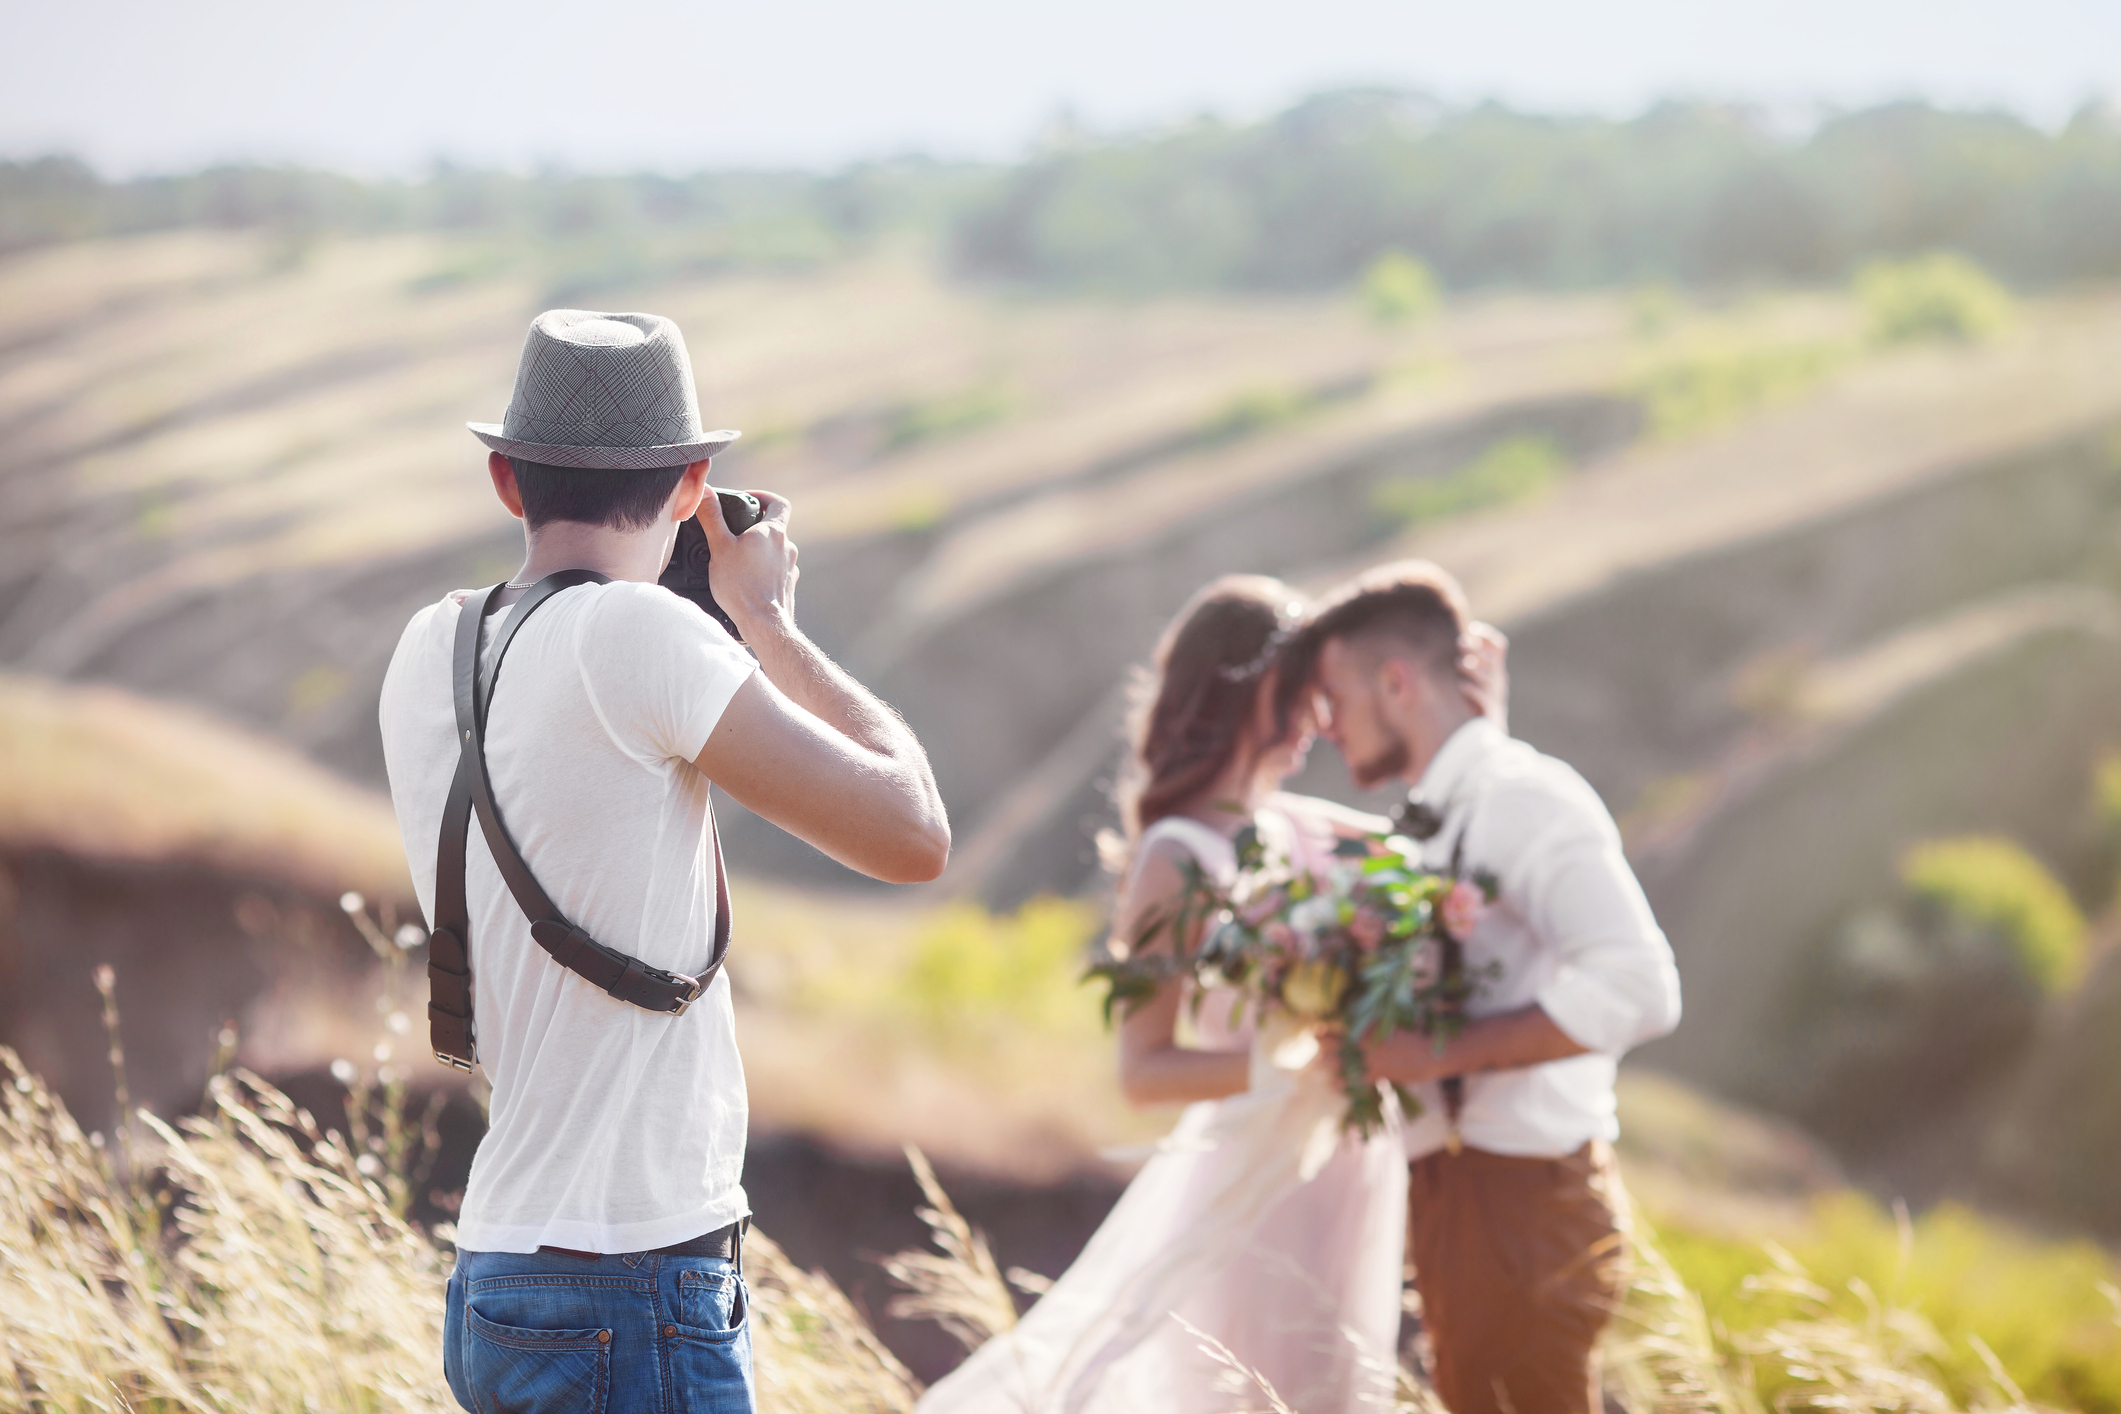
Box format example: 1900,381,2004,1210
445,1246,754,1413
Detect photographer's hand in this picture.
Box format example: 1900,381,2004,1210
701,490,799,638
693,490,951,884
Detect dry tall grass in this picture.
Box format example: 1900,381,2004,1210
0,1047,918,1414
0,1047,448,1412
1,1040,2103,1413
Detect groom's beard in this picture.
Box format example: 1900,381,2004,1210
1348,730,1411,790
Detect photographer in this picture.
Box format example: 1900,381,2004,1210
379,309,949,1414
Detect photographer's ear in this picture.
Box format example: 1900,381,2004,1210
488,451,526,521
671,459,712,523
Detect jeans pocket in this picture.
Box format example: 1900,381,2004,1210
675,1267,739,1333
444,1266,472,1411
465,1306,611,1414
668,1269,752,1414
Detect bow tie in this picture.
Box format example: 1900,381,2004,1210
1393,798,1446,841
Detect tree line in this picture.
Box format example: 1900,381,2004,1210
6,90,2119,292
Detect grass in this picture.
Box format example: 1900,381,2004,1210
1655,1194,2121,1412
7,1033,2114,1412
1200,383,1322,442
1370,433,1567,528
729,883,1159,1175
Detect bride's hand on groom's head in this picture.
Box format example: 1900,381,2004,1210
1458,621,1509,732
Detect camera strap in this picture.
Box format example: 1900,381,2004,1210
429,572,731,1071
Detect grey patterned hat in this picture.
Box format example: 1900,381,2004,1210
468,309,741,469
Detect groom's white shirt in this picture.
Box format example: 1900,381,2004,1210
1400,717,1681,1161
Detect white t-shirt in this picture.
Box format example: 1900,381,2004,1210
378,578,757,1253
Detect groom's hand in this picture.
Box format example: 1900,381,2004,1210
1368,1005,1592,1085
1365,1030,1449,1085
1459,622,1509,731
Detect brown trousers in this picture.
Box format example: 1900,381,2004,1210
1407,1142,1628,1414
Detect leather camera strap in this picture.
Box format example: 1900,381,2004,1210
428,574,732,1070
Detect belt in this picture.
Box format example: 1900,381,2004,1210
537,1218,745,1263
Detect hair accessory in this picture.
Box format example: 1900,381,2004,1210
1215,601,1308,682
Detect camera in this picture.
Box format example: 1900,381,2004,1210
659,488,766,642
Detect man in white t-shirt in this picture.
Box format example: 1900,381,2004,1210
1283,561,1681,1414
380,309,949,1414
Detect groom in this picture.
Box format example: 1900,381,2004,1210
1282,562,1682,1414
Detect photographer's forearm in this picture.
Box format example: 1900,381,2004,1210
745,615,924,764
700,503,946,880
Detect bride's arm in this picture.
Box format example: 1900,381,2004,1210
1269,792,1391,840
1113,845,1249,1107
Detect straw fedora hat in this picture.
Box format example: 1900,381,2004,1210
468,309,741,469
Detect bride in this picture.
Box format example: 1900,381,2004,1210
918,575,1506,1414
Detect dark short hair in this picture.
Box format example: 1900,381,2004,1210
510,458,689,532
1275,561,1468,717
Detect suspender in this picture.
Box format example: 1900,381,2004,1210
1437,821,1471,1137
1395,788,1474,1137
428,574,733,1071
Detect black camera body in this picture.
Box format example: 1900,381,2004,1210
659,488,766,642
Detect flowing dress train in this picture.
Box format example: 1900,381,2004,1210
915,806,1407,1414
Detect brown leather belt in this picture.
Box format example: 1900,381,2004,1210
537,1218,744,1263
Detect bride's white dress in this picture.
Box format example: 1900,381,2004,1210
916,806,1407,1414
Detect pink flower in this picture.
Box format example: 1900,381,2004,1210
1348,907,1387,952
1441,880,1488,939
1262,921,1299,953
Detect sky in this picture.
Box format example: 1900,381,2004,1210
3,0,2118,176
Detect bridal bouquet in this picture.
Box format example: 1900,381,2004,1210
1088,825,1498,1137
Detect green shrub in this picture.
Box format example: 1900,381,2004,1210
1633,338,1846,439
2093,753,2121,841
1901,836,2088,993
1859,252,2015,346
1360,250,1439,325
1370,434,1564,528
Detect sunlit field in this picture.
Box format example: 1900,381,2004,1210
6,1005,2118,1411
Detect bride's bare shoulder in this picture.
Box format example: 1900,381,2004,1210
1267,791,1392,837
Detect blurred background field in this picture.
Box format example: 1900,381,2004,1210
7,5,2121,1405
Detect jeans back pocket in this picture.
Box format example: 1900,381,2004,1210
465,1306,611,1413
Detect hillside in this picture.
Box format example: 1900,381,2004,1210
0,673,412,1132
10,230,2121,887
8,225,2121,1245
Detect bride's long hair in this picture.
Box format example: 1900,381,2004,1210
1107,574,1305,868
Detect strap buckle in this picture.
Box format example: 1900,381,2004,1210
434,1051,474,1073
668,973,705,1017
